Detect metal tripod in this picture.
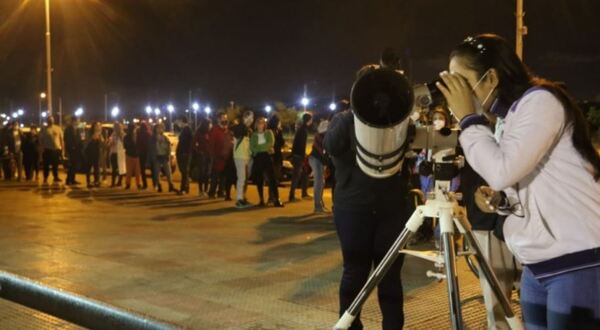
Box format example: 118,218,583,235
333,180,523,330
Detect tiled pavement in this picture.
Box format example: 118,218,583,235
0,178,521,329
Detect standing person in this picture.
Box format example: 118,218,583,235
22,125,40,181
438,34,600,329
107,122,126,187
137,121,152,190
123,123,142,190
64,117,83,185
232,111,254,208
308,119,329,213
39,116,64,184
0,123,13,180
176,116,193,194
250,117,284,207
84,122,103,188
150,123,175,193
288,113,312,202
193,118,212,197
207,112,230,199
325,106,410,330
267,114,285,185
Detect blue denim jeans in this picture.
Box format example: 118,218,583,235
308,156,324,211
521,265,600,330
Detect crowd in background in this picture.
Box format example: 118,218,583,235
0,107,340,214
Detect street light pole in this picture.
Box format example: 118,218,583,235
44,0,54,116
515,0,527,60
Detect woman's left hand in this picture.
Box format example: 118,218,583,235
436,71,477,121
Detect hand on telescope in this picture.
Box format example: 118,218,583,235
474,186,502,213
436,71,476,121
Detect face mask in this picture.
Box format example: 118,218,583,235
471,70,496,114
410,111,420,122
433,119,445,130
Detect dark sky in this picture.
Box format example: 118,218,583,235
1,0,599,119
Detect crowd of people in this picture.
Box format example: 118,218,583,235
0,109,338,213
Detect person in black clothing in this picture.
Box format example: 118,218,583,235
176,116,194,194
324,109,410,330
64,117,83,185
123,123,142,190
288,112,312,202
85,122,103,188
267,114,285,183
22,125,40,181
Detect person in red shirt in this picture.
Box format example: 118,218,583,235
207,112,232,199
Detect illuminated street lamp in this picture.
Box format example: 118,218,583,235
39,92,47,126
111,106,120,118
11,112,18,119
301,97,310,111
265,105,272,113
74,107,84,118
192,102,200,127
145,105,152,116
17,109,24,116
329,102,337,111
167,104,175,131
41,112,48,118
204,106,211,117
154,108,160,116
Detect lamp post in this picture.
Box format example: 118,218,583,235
192,102,200,128
39,92,46,126
265,105,272,114
515,0,527,60
167,104,175,131
204,106,211,119
44,0,54,116
75,107,84,118
145,106,152,118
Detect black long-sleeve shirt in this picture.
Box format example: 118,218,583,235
176,125,193,155
323,111,408,212
291,125,308,157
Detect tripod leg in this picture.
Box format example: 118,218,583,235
440,207,463,330
454,214,524,330
333,208,425,330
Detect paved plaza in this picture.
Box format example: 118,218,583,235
0,177,521,329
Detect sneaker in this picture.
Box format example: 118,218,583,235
302,194,313,200
273,200,285,208
235,200,252,209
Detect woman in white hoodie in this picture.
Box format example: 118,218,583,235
438,34,600,329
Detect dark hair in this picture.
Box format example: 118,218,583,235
126,123,136,135
197,118,211,135
267,113,280,130
302,113,313,125
217,111,227,119
451,34,600,180
180,115,188,124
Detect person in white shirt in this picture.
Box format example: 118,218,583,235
437,34,600,329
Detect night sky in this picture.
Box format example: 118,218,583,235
1,0,599,119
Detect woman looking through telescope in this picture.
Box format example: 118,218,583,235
438,34,600,329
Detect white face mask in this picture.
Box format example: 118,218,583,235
433,119,445,130
410,111,420,122
472,70,496,114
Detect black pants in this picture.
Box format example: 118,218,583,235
42,149,61,181
1,157,12,180
334,206,407,330
177,152,191,193
23,151,38,180
253,152,279,203
67,151,81,184
110,153,123,186
196,153,211,194
85,156,100,185
208,169,225,197
289,154,308,199
139,151,150,188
